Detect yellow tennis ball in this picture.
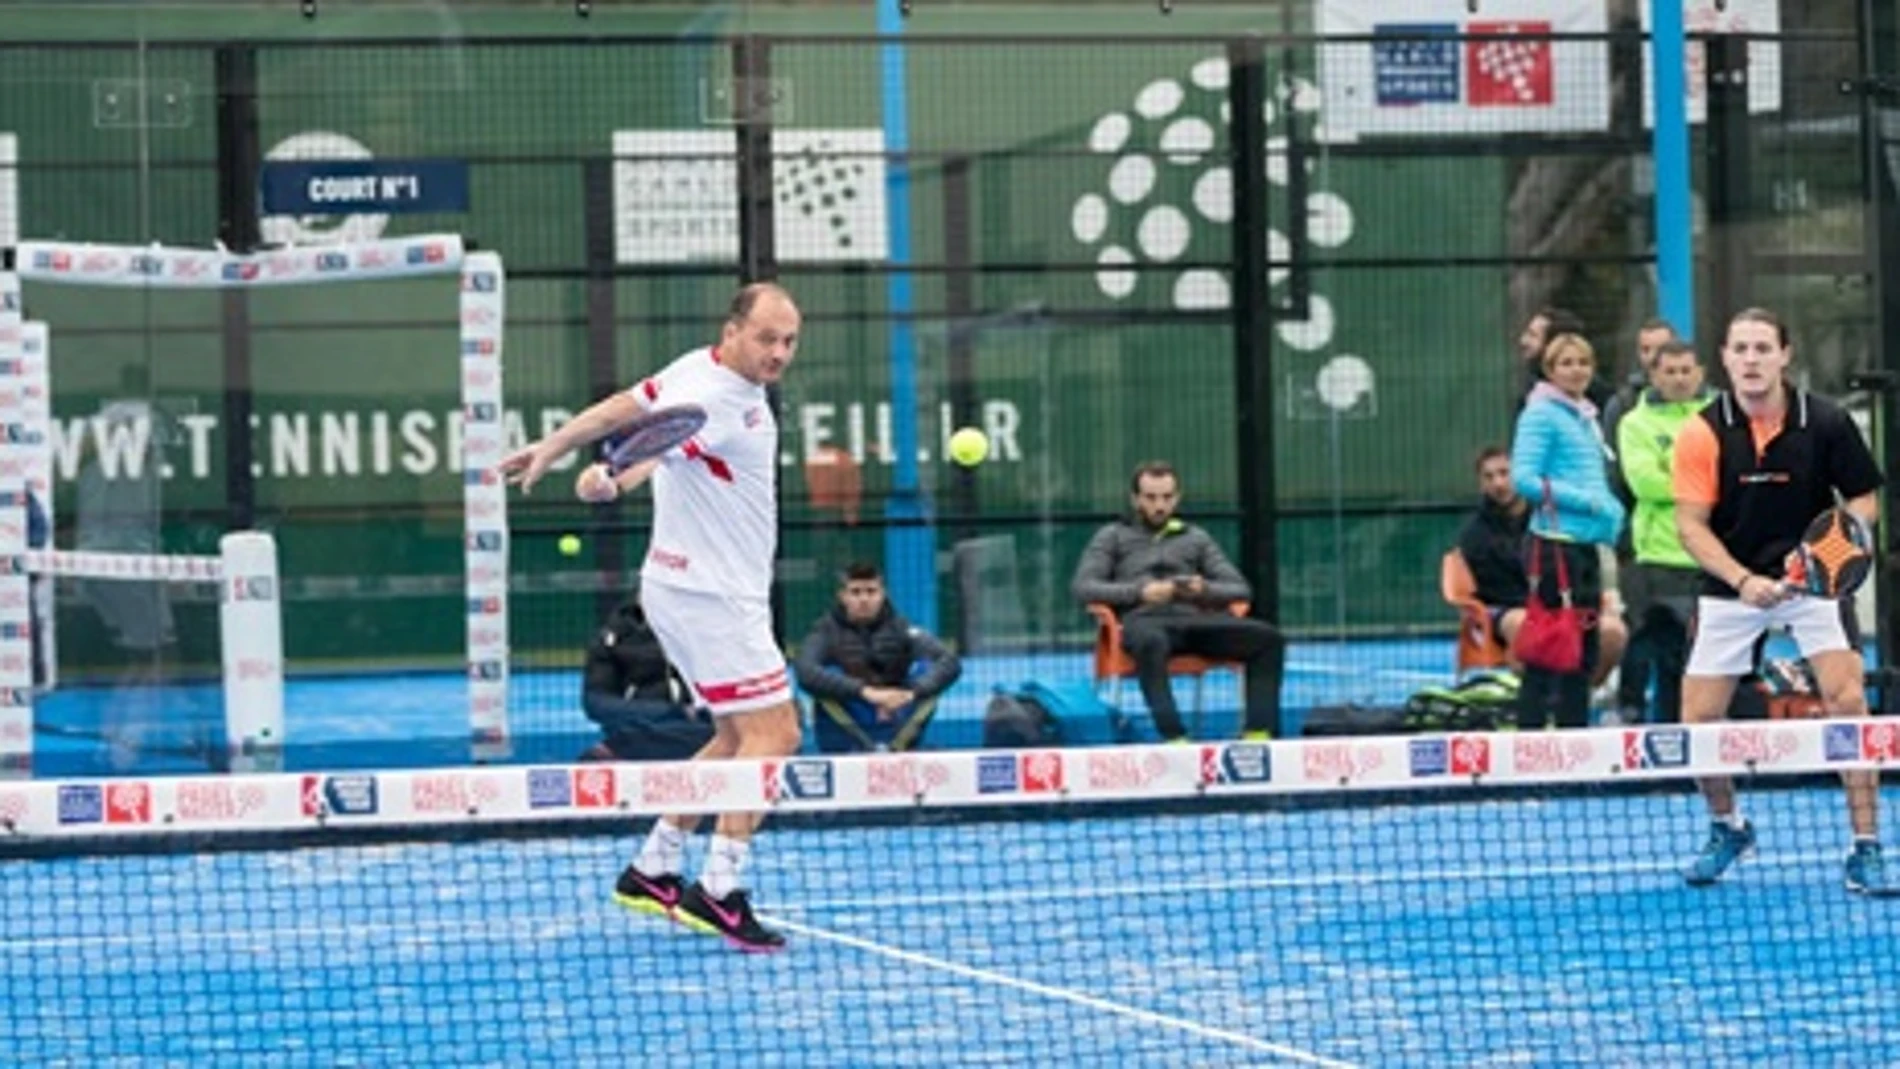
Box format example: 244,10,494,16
557,534,582,557
948,427,989,467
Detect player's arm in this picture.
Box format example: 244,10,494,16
501,389,646,493
1675,500,1748,592
1844,491,1879,531
1673,419,1779,607
544,392,646,462
1828,410,1885,531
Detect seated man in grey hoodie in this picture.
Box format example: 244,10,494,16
1072,460,1285,741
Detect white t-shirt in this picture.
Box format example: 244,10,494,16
632,346,778,600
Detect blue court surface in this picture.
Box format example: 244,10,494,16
3,783,1898,1066
27,639,1453,778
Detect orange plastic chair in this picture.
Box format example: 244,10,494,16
804,445,862,526
1441,547,1623,687
1440,549,1513,676
1088,600,1251,737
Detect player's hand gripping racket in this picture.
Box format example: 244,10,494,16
600,403,708,474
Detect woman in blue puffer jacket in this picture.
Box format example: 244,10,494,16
1509,332,1626,729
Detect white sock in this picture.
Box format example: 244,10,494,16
633,820,686,878
1721,811,1748,831
701,834,751,900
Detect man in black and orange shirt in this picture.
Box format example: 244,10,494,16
1672,308,1892,896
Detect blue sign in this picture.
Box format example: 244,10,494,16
1373,24,1461,106
259,159,470,215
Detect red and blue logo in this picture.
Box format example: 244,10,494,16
1624,728,1691,770
1373,21,1554,108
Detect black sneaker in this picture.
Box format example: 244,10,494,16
612,866,686,920
677,882,786,953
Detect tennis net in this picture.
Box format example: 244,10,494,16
2,720,1898,1066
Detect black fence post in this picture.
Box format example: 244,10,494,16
215,44,261,533
733,35,783,634
943,154,977,536
1703,35,1752,345
581,158,625,623
734,35,777,283
1230,36,1280,700
1279,44,1310,323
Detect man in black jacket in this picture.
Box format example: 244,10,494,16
1071,460,1284,741
1457,446,1626,674
579,591,715,762
794,562,963,753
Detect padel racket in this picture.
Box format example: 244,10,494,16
601,403,707,474
1782,506,1875,600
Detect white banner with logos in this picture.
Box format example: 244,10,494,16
13,234,466,289
1317,0,1611,141
459,251,509,761
1,721,1896,839
612,129,889,264
1641,0,1783,126
0,274,30,777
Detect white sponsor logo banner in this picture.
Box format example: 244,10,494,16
612,129,889,264
1640,0,1783,126
1317,0,1610,141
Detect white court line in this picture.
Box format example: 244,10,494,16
770,850,1841,915
768,914,1360,1069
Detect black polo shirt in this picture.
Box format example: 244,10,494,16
1674,386,1883,598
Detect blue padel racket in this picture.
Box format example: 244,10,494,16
601,403,708,474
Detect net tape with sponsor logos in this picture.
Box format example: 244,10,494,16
1,719,1894,843
25,549,222,583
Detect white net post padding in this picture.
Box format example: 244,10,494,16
20,540,282,771
0,272,30,777
459,252,509,761
3,232,512,766
219,532,284,772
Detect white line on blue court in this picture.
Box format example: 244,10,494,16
767,914,1361,1069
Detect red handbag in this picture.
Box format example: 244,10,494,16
1511,482,1585,673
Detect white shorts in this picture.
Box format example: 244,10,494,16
639,581,791,716
1685,595,1854,677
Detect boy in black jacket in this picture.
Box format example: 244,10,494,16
579,591,714,762
794,562,963,753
